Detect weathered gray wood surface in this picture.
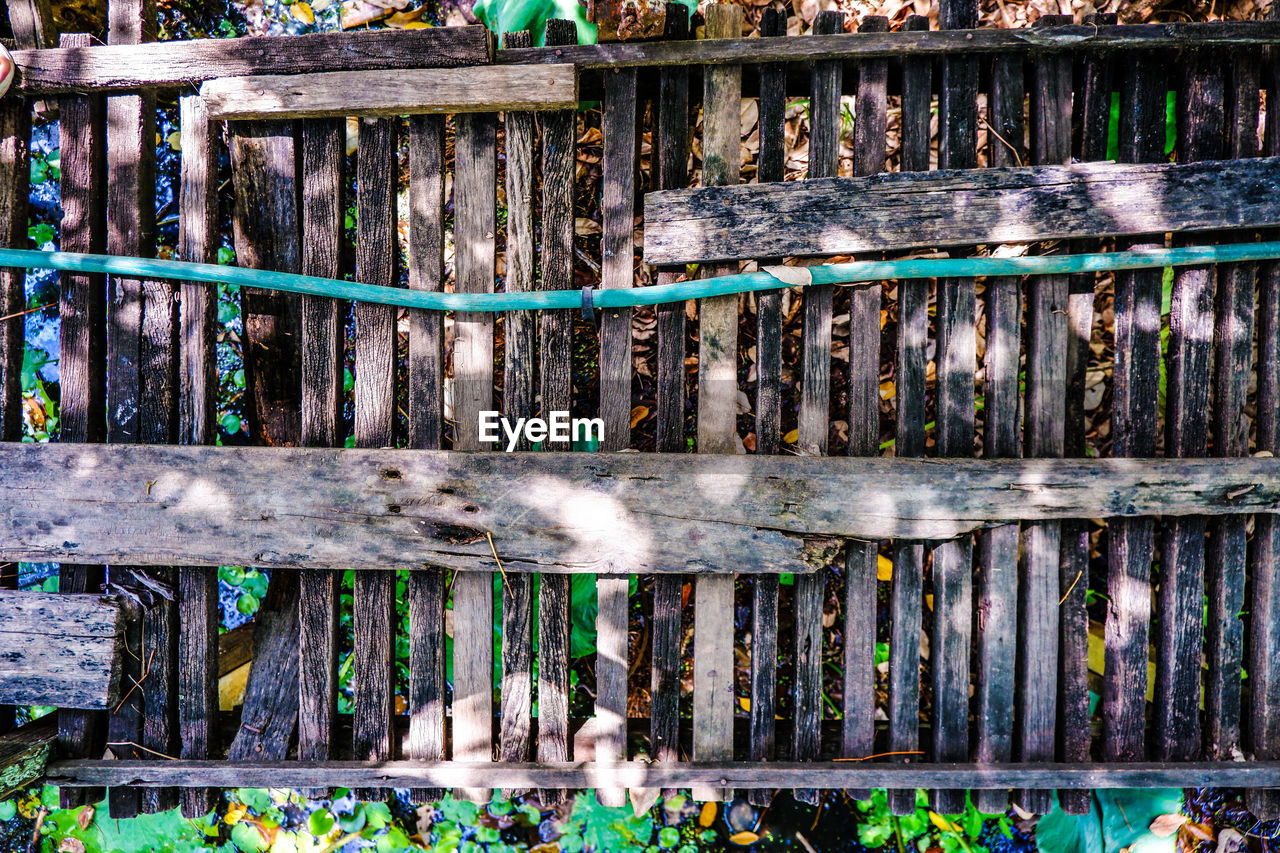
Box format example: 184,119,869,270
496,21,1280,68
47,758,1280,790
201,65,577,120
12,27,492,94
644,157,1280,264
0,592,127,709
0,717,57,798
4,444,1280,570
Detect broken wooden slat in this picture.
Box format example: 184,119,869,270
928,0,978,815
746,5,784,809
200,65,577,121
535,19,579,808
643,156,1280,265
0,716,58,799
177,92,221,819
0,592,129,709
971,44,1023,817
297,117,345,797
54,31,108,809
691,2,741,804
1204,52,1258,763
495,21,1280,69
13,26,493,94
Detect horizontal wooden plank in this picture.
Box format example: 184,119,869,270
0,592,127,710
45,758,1280,790
0,717,57,798
644,157,1280,264
496,21,1280,69
13,27,493,95
201,65,577,120
2,444,1280,572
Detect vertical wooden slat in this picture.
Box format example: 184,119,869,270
0,107,27,445
691,1,741,804
747,5,784,808
1057,15,1115,815
1155,53,1222,764
453,110,498,803
1204,50,1258,763
793,9,843,807
888,12,930,818
596,57,638,809
1016,17,1072,815
498,32,536,788
407,111,447,803
1248,16,1280,816
1102,51,1164,767
842,14,888,803
351,116,398,801
297,116,344,797
176,93,220,818
929,0,977,816
536,18,578,807
972,47,1023,817
971,46,1023,816
55,30,106,811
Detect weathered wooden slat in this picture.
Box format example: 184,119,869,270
496,21,1280,69
651,6,690,796
888,17,929,814
297,117,344,799
1204,52,1257,765
54,31,107,809
1,717,57,798
0,592,128,708
6,0,56,51
1015,19,1071,815
1155,53,1221,765
972,44,1023,817
792,9,843,807
535,19,578,807
201,65,577,121
13,26,493,94
691,3,741,804
0,99,28,445
644,157,1280,265
1248,21,1280,817
928,0,977,815
746,6,784,809
177,92,221,818
453,110,498,803
1102,52,1165,767
56,757,1280,790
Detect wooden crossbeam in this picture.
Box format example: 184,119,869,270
2,443,1280,572
44,758,1280,790
644,157,1280,264
11,27,493,95
200,65,578,120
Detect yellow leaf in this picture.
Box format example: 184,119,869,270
404,20,431,27
879,380,895,400
225,803,247,826
698,802,717,827
291,2,315,23
737,696,750,712
877,554,892,581
166,131,181,152
929,811,959,833
729,831,760,846
925,593,934,611
630,405,649,429
783,429,798,444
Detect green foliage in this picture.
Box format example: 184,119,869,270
472,0,599,46
1036,789,1182,853
29,149,59,186
21,344,58,442
220,566,269,617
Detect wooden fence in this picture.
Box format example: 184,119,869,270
1,0,1279,821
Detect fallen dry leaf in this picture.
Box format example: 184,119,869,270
1148,813,1188,838
764,265,813,286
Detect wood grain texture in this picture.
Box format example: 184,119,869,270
227,573,301,763
0,100,28,445
13,26,493,94
6,0,55,50
495,21,1280,69
888,18,929,814
201,65,577,120
176,92,221,818
0,592,126,709
0,716,57,798
1102,50,1165,767
54,33,107,808
691,3,742,804
536,20,578,807
644,157,1280,265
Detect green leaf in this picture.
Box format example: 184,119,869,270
0,800,15,822
236,592,259,615
220,412,242,434
658,826,679,848
309,808,335,836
